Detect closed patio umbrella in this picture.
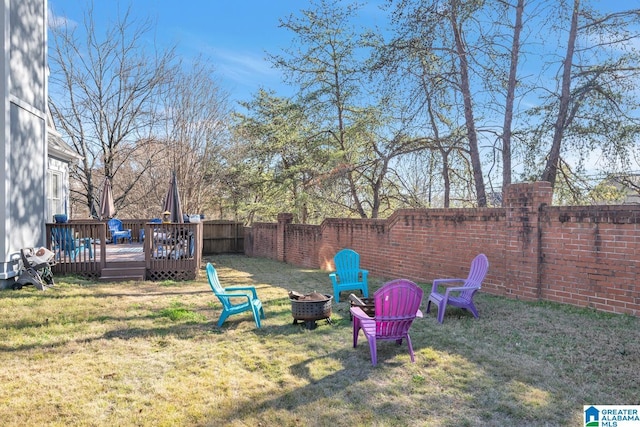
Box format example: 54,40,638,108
99,178,115,220
162,171,183,223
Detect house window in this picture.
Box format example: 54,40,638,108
47,170,64,221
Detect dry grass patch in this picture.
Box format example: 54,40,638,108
0,254,638,426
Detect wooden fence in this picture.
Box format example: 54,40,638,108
201,221,244,254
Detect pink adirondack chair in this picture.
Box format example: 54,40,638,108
350,279,424,366
426,254,489,323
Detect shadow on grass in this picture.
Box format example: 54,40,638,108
0,286,211,300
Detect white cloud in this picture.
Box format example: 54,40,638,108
214,48,276,79
174,32,286,100
47,7,77,30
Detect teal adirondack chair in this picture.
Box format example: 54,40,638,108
329,248,369,303
206,263,265,328
51,227,93,261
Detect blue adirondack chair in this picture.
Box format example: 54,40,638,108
206,263,265,328
107,218,132,244
426,253,489,323
329,248,369,303
140,218,162,242
51,227,93,261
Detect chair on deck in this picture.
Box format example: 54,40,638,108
329,248,369,303
51,227,93,261
107,218,132,244
426,253,489,323
350,279,424,366
206,263,265,328
140,218,162,242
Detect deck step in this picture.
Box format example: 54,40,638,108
99,266,146,282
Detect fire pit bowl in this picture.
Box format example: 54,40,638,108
290,293,333,330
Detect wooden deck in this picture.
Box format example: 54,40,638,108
46,222,203,281
99,243,145,261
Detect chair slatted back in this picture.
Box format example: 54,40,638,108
374,279,423,339
52,227,76,253
108,218,123,233
334,249,361,283
461,254,489,300
206,263,232,311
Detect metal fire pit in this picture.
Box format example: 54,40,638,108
290,293,333,330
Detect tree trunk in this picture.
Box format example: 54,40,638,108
450,1,487,207
541,0,580,188
501,0,524,196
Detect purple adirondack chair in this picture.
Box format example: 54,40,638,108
350,279,424,366
426,254,489,323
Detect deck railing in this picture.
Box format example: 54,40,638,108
46,221,203,281
47,222,107,279
143,222,203,281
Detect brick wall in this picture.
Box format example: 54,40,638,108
540,205,640,315
247,182,640,316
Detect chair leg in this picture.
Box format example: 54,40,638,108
85,238,94,259
406,334,415,362
467,302,480,318
437,300,447,324
426,300,432,314
352,318,360,347
368,338,377,366
252,308,262,328
217,311,230,327
251,305,263,328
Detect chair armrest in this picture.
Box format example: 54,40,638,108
443,284,481,297
350,306,371,322
360,270,368,280
218,292,252,302
329,272,338,286
431,278,465,293
225,286,258,299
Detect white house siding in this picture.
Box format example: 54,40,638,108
0,0,48,287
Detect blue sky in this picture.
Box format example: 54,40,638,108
48,1,387,105
48,1,633,105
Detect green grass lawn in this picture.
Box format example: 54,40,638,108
0,254,637,426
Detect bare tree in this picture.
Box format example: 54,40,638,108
158,59,230,216
535,1,640,192
378,0,489,207
48,3,176,217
